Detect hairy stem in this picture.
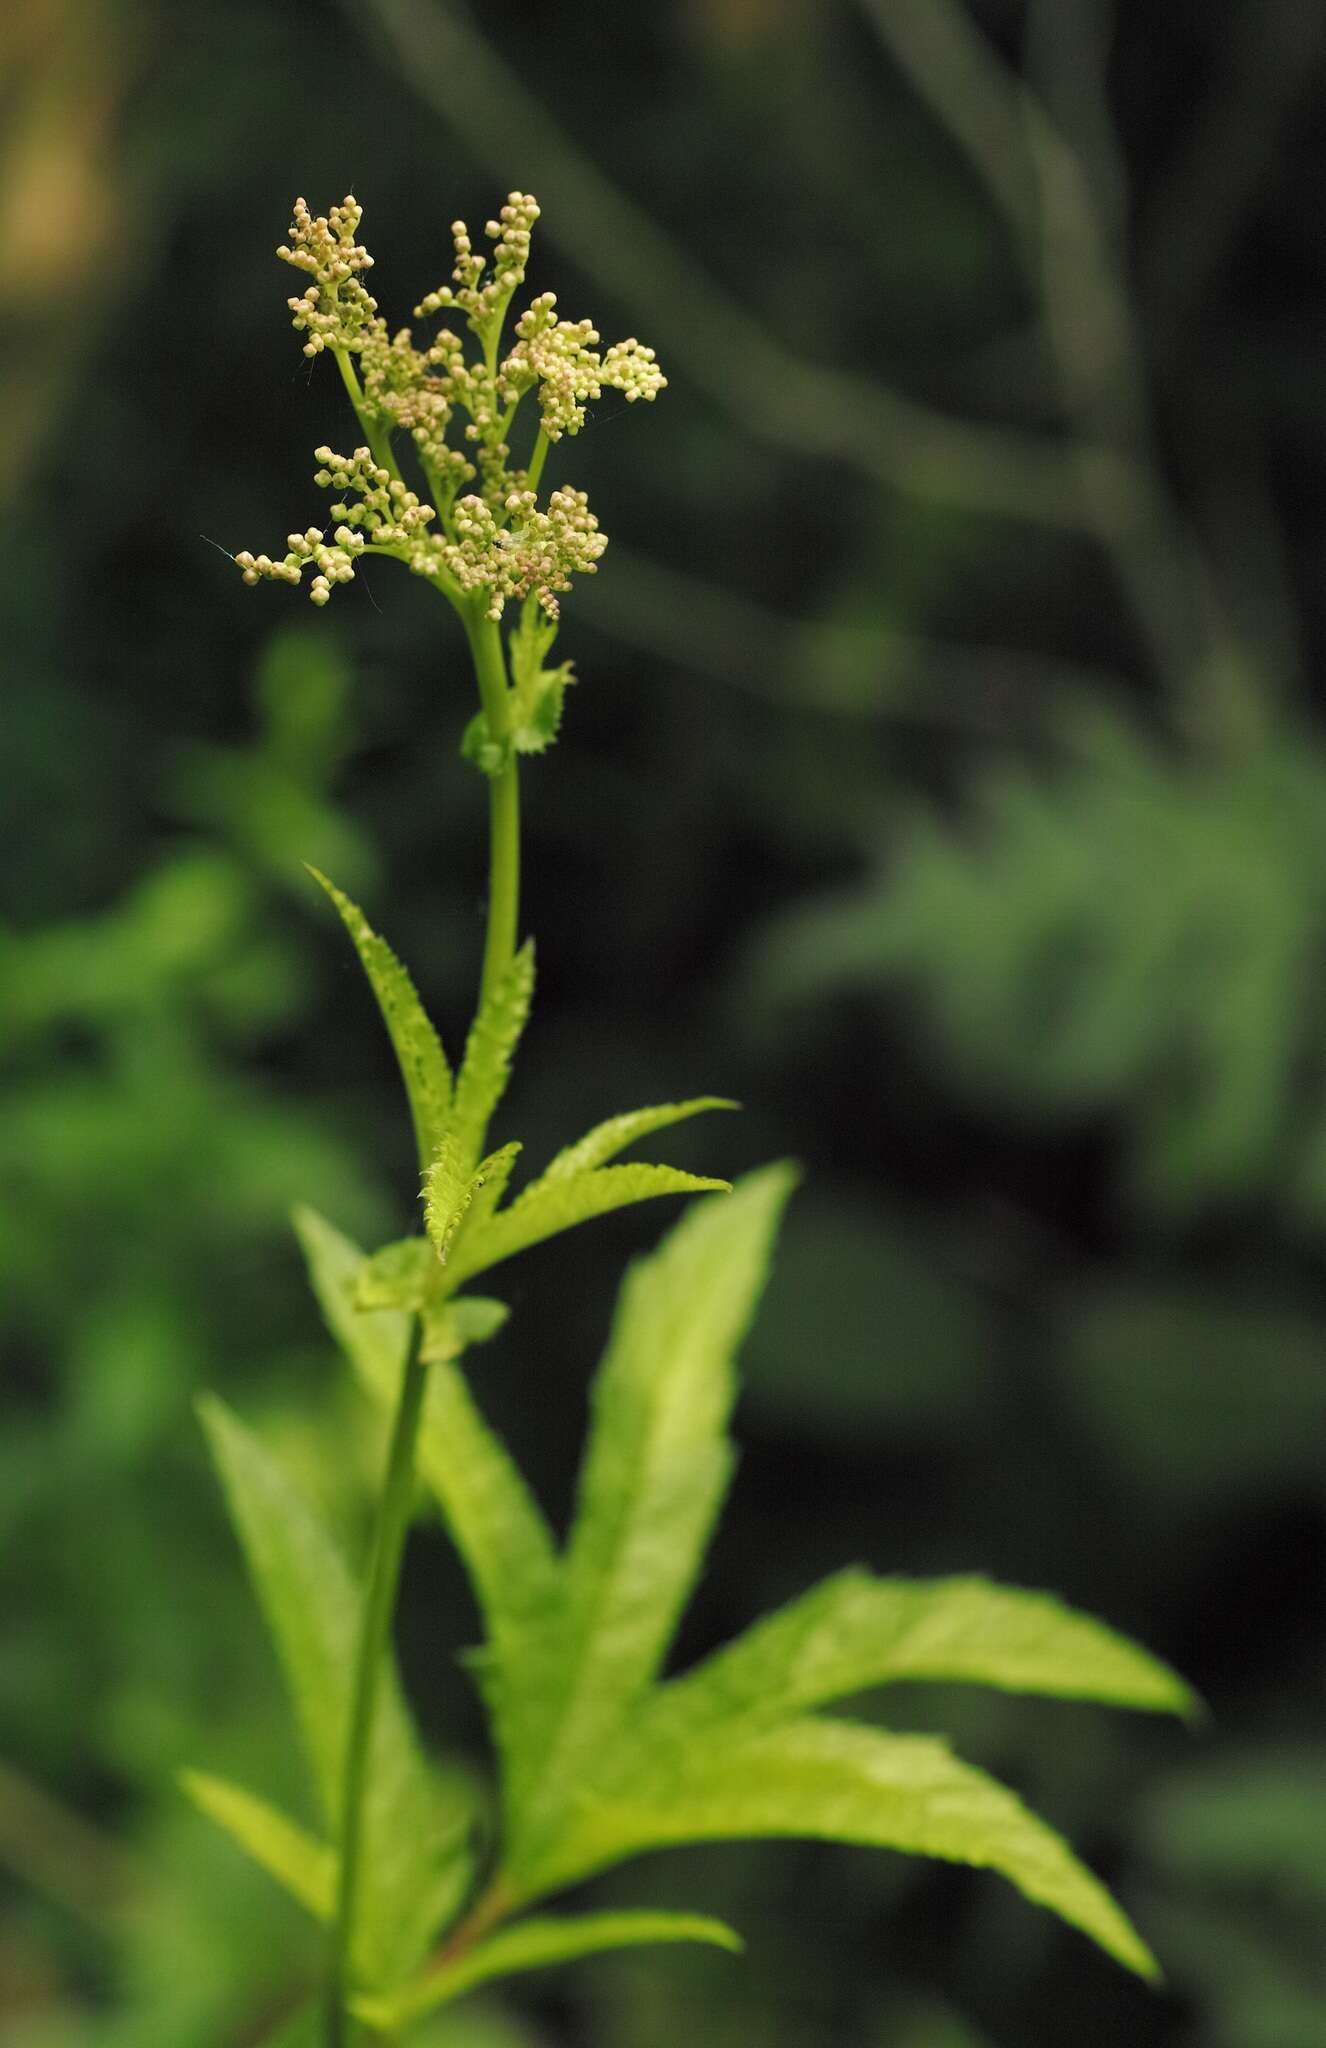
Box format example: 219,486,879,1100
325,1315,428,2047
467,613,522,1009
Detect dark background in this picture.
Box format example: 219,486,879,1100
4,2,1325,2043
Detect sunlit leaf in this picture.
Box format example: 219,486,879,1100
196,1394,473,1985
306,867,451,1171
530,1717,1157,1980
642,1571,1198,1743
446,1163,731,1291
180,1769,334,1920
419,1294,511,1364
293,1208,561,1798
505,1165,794,1863
355,1909,742,2032
354,1237,437,1313
451,941,535,1174
535,1097,737,1184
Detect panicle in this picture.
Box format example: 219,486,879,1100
236,191,662,620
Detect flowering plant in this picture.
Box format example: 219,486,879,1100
192,194,1193,2046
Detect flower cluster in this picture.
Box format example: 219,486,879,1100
237,193,663,624
501,293,666,442
237,449,604,621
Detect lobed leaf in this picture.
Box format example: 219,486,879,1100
451,941,535,1174
196,1395,474,1986
505,1165,795,1864
534,1097,738,1185
354,1910,742,2032
445,1163,731,1291
306,867,450,1171
180,1769,334,1921
641,1571,1199,1745
293,1207,561,1795
532,1717,1157,1981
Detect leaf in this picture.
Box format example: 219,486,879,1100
505,1165,795,1865
446,1163,732,1291
292,1208,561,1799
535,1097,738,1184
180,1769,334,1920
456,1139,523,1242
424,1131,485,1265
196,1394,473,1986
451,941,535,1174
419,1294,511,1364
306,867,451,1171
507,594,575,758
641,1572,1198,1745
354,1237,438,1313
354,1910,742,2032
534,1717,1158,1980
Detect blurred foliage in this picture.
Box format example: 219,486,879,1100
3,0,1324,2044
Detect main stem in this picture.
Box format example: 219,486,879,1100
325,1315,428,2047
466,613,521,1007
325,605,521,2047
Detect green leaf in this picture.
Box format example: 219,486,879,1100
536,1717,1158,1980
446,1163,732,1291
305,867,451,1171
420,1294,511,1365
451,940,535,1174
641,1572,1198,1744
505,1165,795,1865
180,1769,334,1920
355,1910,742,2032
354,1237,438,1313
292,1208,561,1799
507,594,575,758
424,1131,485,1265
457,1139,523,1242
535,1097,738,1184
196,1394,473,1986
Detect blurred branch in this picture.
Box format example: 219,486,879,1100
354,0,1088,529
0,1756,147,1929
589,543,1127,732
1142,0,1326,347
861,0,1268,747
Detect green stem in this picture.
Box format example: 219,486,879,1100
466,613,522,1007
333,347,403,482
525,426,550,496
325,1315,429,2048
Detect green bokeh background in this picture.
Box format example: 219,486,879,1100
4,1,1325,2043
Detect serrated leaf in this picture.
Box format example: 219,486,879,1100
425,1131,484,1264
355,1910,742,2032
446,1163,732,1292
536,1097,738,1184
306,867,451,1170
196,1394,473,1986
505,1165,795,1865
420,1294,511,1364
292,1208,561,1798
641,1572,1198,1745
451,941,535,1175
354,1237,439,1313
457,1139,523,1243
532,1717,1157,1980
180,1769,334,1920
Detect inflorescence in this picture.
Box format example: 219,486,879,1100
234,195,665,621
